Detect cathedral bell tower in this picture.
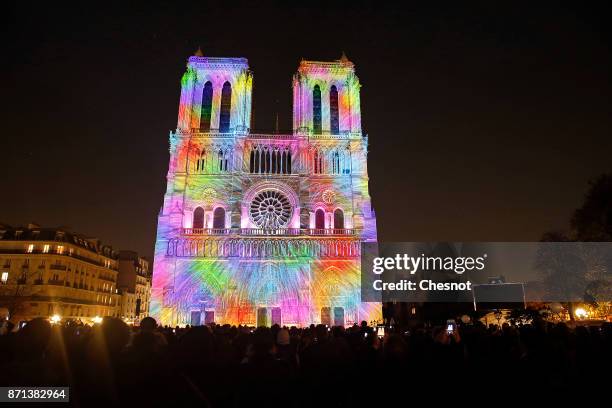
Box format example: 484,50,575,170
292,53,362,136
177,52,253,133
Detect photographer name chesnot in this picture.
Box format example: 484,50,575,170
372,279,473,292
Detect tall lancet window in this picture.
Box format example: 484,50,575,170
213,207,226,229
220,81,232,133
330,85,339,135
315,209,325,229
286,150,292,174
193,207,205,229
200,81,213,131
313,85,322,134
333,208,344,229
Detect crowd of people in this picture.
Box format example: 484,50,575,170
0,316,610,406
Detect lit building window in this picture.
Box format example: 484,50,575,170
313,85,322,134
43,244,50,253
57,245,64,254
193,207,205,229
219,81,232,132
330,85,339,135
26,244,34,253
196,148,207,173
1,272,8,284
200,81,213,131
213,207,226,229
333,208,344,229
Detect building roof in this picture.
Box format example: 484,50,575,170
0,223,118,259
298,53,355,70
187,55,249,69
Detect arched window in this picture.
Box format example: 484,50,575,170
287,151,292,174
219,81,232,133
213,207,225,229
333,150,340,174
196,148,206,173
281,150,287,174
333,209,344,229
313,85,322,134
330,85,339,135
271,149,277,173
264,148,270,174
313,149,324,174
315,209,325,229
320,149,324,173
200,81,213,131
249,149,255,173
193,207,205,229
254,146,260,173
342,149,351,174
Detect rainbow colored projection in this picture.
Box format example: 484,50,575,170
151,52,381,327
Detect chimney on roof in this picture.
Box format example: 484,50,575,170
194,46,204,57
28,223,40,229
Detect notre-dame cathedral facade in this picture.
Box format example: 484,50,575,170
151,52,380,327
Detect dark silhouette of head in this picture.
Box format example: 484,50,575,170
17,317,52,360
251,327,274,356
140,316,157,333
90,317,130,358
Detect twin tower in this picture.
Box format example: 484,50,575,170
176,53,363,136
151,52,380,327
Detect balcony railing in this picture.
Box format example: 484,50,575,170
50,264,67,270
181,228,356,236
241,228,303,236
48,279,64,286
188,129,238,138
182,228,232,235
308,131,361,140
180,128,362,140
247,133,295,140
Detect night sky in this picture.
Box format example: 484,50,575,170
3,1,611,258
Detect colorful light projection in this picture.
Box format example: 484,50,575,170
293,56,362,136
151,54,380,327
177,56,252,133
153,242,379,327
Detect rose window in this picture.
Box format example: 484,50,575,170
322,189,336,204
202,187,217,204
250,190,292,229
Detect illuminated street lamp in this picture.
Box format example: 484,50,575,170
50,314,61,324
575,308,588,319
92,316,103,324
